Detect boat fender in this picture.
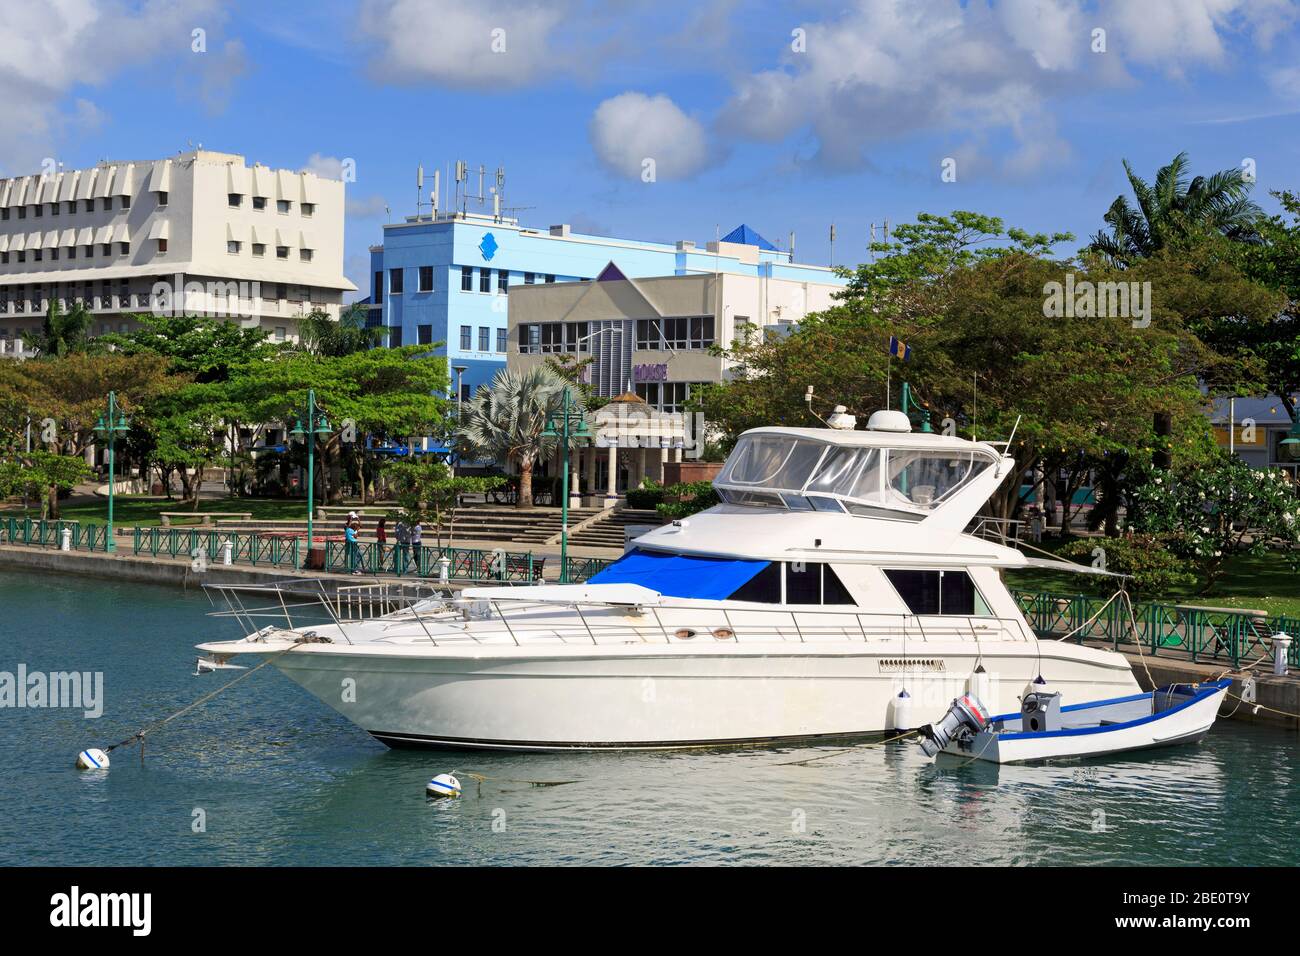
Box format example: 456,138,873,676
966,665,992,703
889,689,914,731
76,749,110,771
918,694,989,758
426,773,462,799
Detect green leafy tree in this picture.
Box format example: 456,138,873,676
1124,453,1300,590
456,366,582,509
97,314,278,383
295,304,387,357
1088,152,1262,265
383,459,503,549
32,300,94,357
0,450,92,517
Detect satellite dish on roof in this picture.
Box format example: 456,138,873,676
866,410,911,433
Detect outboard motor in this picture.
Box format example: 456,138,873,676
918,694,989,757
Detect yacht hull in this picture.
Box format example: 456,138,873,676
250,640,1142,751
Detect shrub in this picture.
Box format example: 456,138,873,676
626,478,664,510
656,480,720,520
1057,534,1197,597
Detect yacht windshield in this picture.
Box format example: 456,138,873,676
714,434,993,516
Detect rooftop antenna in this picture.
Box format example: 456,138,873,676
477,164,485,207
789,230,796,261
804,386,828,426
829,222,836,268
416,164,424,218
455,160,468,214
431,168,439,217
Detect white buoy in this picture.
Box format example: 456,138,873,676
76,748,110,771
426,773,461,798
889,689,914,731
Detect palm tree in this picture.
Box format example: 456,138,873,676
1089,152,1262,265
33,299,93,357
295,303,386,356
456,366,584,509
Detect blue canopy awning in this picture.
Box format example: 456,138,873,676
587,549,769,600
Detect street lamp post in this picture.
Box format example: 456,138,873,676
92,391,130,552
542,386,592,583
289,388,332,555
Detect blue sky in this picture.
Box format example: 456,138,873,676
4,0,1300,296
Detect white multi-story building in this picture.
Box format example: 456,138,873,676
0,149,354,355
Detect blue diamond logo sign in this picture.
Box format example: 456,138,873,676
478,232,498,261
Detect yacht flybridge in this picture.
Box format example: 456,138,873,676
196,410,1141,751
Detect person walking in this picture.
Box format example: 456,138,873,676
394,518,409,574
375,516,388,572
344,521,362,574
409,519,423,575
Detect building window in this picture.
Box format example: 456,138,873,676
277,199,291,213
227,240,241,254
228,193,242,207
0,208,8,220
519,324,540,353
252,243,265,257
276,246,289,259
461,266,473,291
121,195,130,210
459,325,471,350
83,245,93,258
417,324,433,345
545,274,555,283
524,272,535,284
253,196,267,210
301,203,315,217
276,283,288,300
497,269,508,293
100,197,111,211
101,244,111,256
496,328,507,352
389,325,403,347
51,203,59,216
478,268,490,293
478,326,489,351
374,271,383,304
156,191,168,206
389,268,403,294
300,248,313,262
65,201,75,215
32,249,42,262
34,205,42,217
637,316,714,350
418,266,433,292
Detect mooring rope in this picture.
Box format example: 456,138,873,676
103,643,301,755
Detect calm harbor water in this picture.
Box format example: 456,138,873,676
2,568,1298,867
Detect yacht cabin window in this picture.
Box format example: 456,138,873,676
882,569,992,616
728,561,855,605
714,434,994,517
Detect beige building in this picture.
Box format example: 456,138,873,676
0,149,354,354
508,261,844,500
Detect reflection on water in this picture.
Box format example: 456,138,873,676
2,570,1297,866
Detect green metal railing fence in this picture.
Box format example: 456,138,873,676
0,517,112,552
6,518,612,584
1011,588,1300,669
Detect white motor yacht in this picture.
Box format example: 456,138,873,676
196,410,1140,751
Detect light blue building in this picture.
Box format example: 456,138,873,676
367,212,845,397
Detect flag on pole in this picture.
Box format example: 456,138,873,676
888,335,911,362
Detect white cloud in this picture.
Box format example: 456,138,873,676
358,0,570,89
0,0,229,174
589,92,710,181
713,0,1293,175
346,194,390,218
1099,0,1297,74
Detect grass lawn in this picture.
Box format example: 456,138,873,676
7,496,312,528
1005,541,1300,619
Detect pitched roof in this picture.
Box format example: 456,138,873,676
721,224,776,250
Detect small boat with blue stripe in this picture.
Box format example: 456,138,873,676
919,679,1232,764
